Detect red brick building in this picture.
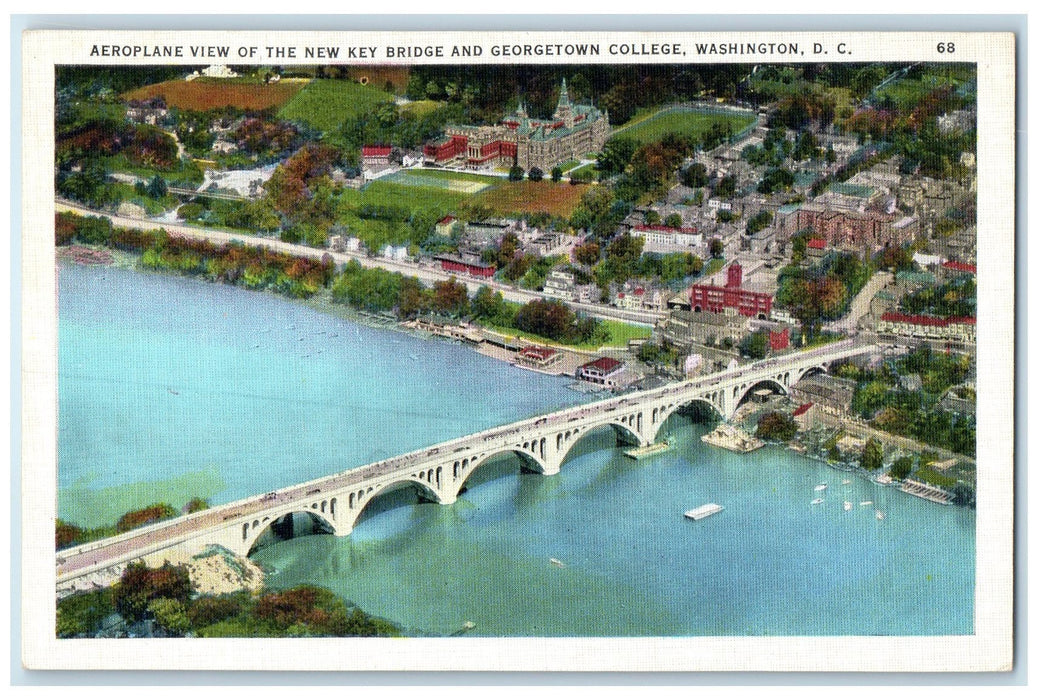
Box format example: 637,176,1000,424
433,254,496,279
689,263,773,319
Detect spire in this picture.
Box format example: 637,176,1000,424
558,78,570,109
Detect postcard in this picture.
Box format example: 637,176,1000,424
19,28,1015,672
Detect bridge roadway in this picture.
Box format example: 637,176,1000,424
56,341,876,587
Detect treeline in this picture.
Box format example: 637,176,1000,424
57,498,209,550
57,562,400,638
57,212,334,299
329,260,605,345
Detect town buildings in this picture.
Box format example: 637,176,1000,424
423,80,610,172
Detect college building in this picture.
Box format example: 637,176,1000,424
423,79,610,173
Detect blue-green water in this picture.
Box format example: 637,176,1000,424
58,262,976,637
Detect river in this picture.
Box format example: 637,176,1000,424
58,261,976,637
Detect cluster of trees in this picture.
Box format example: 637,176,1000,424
57,212,335,299
776,252,872,336
756,411,797,442
115,503,179,533
57,564,400,638
901,276,976,318
837,348,975,456
513,298,603,345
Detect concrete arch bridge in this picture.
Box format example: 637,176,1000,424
56,341,875,588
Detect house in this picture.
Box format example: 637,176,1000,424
433,254,496,279
878,312,976,345
362,145,393,174
769,327,790,352
543,269,577,300
435,216,460,237
515,346,562,371
577,357,626,387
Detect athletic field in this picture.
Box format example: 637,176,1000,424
381,170,496,194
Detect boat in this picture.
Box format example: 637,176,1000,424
810,498,824,505
684,503,724,520
859,500,873,506
623,440,671,460
814,484,828,492
875,510,885,520
549,558,565,568
701,424,764,453
167,388,179,395
842,479,852,485
462,621,476,630
844,501,853,511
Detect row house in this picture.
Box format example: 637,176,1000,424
878,312,977,345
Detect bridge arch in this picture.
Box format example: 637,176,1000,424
648,396,724,443
551,419,644,472
242,508,338,556
445,446,549,502
340,476,450,535
731,377,789,413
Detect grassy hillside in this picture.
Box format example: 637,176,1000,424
277,79,397,132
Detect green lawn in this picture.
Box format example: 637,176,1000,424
399,99,443,117
401,168,501,185
483,316,652,350
568,163,599,181
611,107,757,146
277,79,396,132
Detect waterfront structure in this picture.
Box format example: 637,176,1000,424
577,356,625,387
423,80,610,172
515,346,562,371
56,342,878,592
689,263,773,319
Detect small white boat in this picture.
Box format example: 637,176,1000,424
844,501,853,511
549,558,565,568
875,510,885,520
811,498,824,505
814,484,828,492
684,503,724,520
842,479,851,485
859,500,873,506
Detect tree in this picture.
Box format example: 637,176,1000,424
889,456,914,480
860,437,884,471
756,412,797,442
680,162,708,188
551,166,563,183
713,175,737,199
572,241,600,267
644,210,661,226
739,331,770,360
431,277,470,317
664,213,683,228
146,175,168,199
709,238,724,258
114,562,193,623
597,137,637,176
508,165,524,182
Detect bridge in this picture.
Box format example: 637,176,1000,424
56,340,877,590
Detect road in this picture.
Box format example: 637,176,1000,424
823,270,893,334
55,201,663,326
